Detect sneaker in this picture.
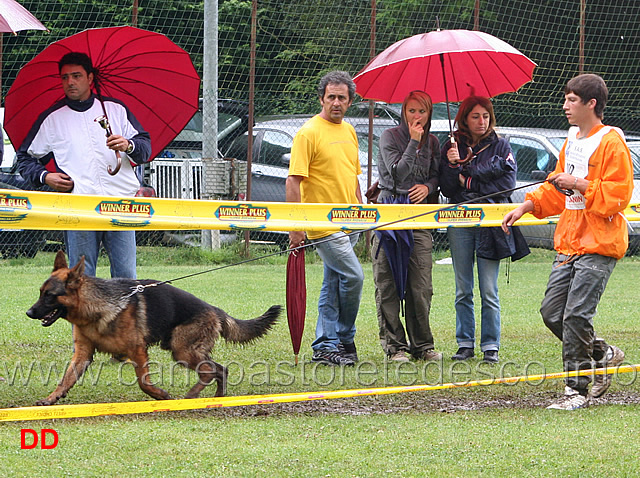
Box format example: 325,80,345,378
483,350,499,363
415,349,443,361
547,386,590,410
590,345,625,399
312,349,355,366
388,351,410,362
451,347,474,361
337,342,358,362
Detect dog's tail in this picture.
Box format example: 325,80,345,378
221,305,281,344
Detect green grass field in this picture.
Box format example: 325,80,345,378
1,246,638,477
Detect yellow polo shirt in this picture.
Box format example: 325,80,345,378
289,115,361,239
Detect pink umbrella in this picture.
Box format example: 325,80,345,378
354,29,536,137
0,0,47,34
354,29,536,104
0,0,47,97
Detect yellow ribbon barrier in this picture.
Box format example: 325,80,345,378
1,364,637,422
1,189,639,232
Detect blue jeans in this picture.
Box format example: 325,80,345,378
311,232,364,352
448,227,501,351
64,230,137,278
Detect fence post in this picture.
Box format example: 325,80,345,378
202,0,220,249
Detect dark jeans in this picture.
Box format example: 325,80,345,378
540,253,616,392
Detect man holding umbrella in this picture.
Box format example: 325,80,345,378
286,70,364,367
17,52,151,279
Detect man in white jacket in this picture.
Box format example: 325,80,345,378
17,52,151,278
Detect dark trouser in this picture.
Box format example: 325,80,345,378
540,253,616,393
372,229,435,357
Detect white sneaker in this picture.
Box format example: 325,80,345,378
590,345,625,399
547,387,590,410
388,351,410,362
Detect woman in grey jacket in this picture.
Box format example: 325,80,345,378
371,90,441,362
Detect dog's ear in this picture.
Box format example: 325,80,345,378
53,250,68,271
70,256,86,278
66,256,86,289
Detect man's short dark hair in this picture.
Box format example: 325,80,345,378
564,73,608,119
58,52,93,76
317,71,356,102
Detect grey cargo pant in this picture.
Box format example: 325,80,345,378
371,229,435,357
540,253,616,393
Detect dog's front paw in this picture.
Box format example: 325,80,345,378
35,398,56,406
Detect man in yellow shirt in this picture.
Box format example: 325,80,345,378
503,74,633,410
286,71,364,366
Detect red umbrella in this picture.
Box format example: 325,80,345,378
0,0,47,34
286,248,306,365
354,29,536,104
353,29,536,135
4,26,200,162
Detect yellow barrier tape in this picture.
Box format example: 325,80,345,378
1,364,637,422
2,188,639,232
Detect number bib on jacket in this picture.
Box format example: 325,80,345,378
563,125,621,210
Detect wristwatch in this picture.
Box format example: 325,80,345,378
125,141,134,154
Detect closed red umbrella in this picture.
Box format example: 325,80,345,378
4,26,200,162
286,248,306,365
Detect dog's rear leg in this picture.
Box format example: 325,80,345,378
182,357,228,399
129,348,172,400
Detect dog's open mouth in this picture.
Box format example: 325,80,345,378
40,308,65,327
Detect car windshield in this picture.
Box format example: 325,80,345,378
628,142,640,178
548,136,567,150
174,110,242,142
357,133,379,166
348,102,458,123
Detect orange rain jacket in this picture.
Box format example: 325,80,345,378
525,125,633,259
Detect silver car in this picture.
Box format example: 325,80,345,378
428,121,640,252
498,127,640,252
224,115,394,202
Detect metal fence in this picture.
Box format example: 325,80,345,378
1,0,639,256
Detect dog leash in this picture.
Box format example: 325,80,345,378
125,283,159,298
128,178,558,295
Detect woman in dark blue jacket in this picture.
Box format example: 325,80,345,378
439,96,516,364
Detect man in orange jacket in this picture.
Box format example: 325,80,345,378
502,73,633,410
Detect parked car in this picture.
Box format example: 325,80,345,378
224,117,569,249
150,101,640,252
224,114,393,202
500,128,640,252
348,101,458,123
219,114,396,246
157,98,250,160
427,122,640,253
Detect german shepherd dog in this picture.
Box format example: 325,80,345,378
26,250,281,405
